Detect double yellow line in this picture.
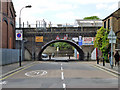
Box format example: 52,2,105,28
0,63,35,81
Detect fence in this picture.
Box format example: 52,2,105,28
0,49,19,65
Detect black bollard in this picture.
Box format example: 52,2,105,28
97,56,99,64
103,57,105,66
69,55,70,59
111,65,113,69
49,55,51,60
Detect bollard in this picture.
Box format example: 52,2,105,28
97,56,99,64
103,57,105,66
111,64,113,69
69,55,70,59
49,55,51,60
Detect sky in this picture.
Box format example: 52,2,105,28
12,0,120,27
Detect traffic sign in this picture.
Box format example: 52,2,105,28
56,35,60,40
78,36,82,46
108,28,116,44
78,40,82,46
63,35,68,40
109,39,116,43
72,37,78,42
36,36,43,42
16,30,23,40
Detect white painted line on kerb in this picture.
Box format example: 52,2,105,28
63,83,66,89
61,72,64,80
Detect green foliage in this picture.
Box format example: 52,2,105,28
49,43,54,47
52,42,73,50
94,27,110,61
84,16,100,20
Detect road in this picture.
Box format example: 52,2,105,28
1,61,118,89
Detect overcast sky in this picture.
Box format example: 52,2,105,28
12,0,119,26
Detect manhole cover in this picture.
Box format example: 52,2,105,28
25,70,47,77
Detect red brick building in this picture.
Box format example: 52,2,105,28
0,0,16,49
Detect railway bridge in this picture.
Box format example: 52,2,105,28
16,23,101,60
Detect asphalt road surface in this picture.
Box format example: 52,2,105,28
1,61,118,89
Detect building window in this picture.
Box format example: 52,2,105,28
108,19,110,29
10,8,14,18
104,21,106,29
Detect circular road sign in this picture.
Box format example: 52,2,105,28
17,33,21,38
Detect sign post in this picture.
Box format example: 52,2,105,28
108,27,116,69
16,30,23,67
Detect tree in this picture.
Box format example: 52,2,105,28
51,42,73,50
94,27,110,61
84,16,100,20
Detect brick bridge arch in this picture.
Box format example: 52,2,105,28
38,39,84,60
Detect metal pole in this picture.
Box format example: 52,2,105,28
32,37,34,60
19,7,24,67
111,27,113,69
19,17,21,28
18,5,32,66
19,41,21,67
103,57,105,66
19,10,22,67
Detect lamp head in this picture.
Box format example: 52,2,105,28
25,5,32,8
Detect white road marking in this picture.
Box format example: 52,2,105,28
0,81,7,85
61,67,63,71
61,63,66,89
61,72,64,80
37,72,40,75
41,71,47,76
25,70,47,77
63,83,66,89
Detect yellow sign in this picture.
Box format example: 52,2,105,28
36,36,43,42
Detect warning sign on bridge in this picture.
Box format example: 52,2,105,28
56,35,60,40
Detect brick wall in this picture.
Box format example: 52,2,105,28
103,9,120,50
1,1,16,49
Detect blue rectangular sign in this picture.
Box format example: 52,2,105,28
78,40,82,46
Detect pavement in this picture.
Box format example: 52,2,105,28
94,61,119,75
0,58,119,79
0,61,35,77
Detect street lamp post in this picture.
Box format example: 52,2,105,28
19,5,32,67
19,5,32,28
